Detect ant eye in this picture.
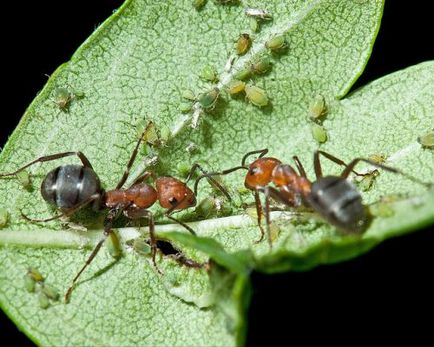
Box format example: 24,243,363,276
168,197,178,205
249,167,258,175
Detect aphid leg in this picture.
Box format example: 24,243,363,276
124,207,161,274
341,158,432,188
115,130,148,189
241,148,269,166
64,208,120,303
21,193,101,223
186,163,231,201
313,150,366,179
292,156,307,178
0,152,93,178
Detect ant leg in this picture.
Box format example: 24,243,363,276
64,208,119,303
123,207,161,273
341,158,432,188
186,163,231,201
115,129,148,190
241,148,269,166
168,253,210,270
193,165,248,197
166,215,197,236
164,197,197,235
292,156,307,178
313,151,366,178
313,150,366,179
257,186,289,248
0,152,93,178
21,193,101,223
128,171,154,187
253,191,265,243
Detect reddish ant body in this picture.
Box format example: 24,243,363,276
197,149,430,246
0,132,228,302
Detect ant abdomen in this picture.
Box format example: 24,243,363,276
41,165,101,209
306,176,367,233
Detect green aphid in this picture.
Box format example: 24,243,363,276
198,88,220,110
245,84,268,107
417,131,434,148
227,80,246,95
159,125,171,144
311,123,328,144
38,292,50,309
107,230,122,259
249,18,259,32
195,197,217,218
358,170,379,192
28,268,44,282
41,284,60,301
269,223,281,243
127,238,151,256
24,275,36,293
234,68,252,81
368,153,387,164
250,55,272,75
308,95,327,120
236,33,251,55
369,201,394,218
193,0,206,10
54,87,73,111
143,121,160,146
200,65,219,83
179,102,193,113
0,208,9,228
181,89,196,101
265,34,287,51
16,170,31,189
177,163,191,178
74,90,85,99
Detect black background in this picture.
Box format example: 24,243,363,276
0,1,433,346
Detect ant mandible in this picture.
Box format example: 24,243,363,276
0,131,229,302
196,149,431,246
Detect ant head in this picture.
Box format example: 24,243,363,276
245,157,281,189
156,177,196,210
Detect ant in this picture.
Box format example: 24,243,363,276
196,149,431,246
0,131,229,302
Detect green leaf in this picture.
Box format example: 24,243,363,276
3,0,431,346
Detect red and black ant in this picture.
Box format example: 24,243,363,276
0,131,229,302
196,149,431,246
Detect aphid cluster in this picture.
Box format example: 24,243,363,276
307,95,328,144
24,268,60,309
0,130,229,302
227,81,269,107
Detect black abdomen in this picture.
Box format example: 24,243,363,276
41,165,101,209
306,176,368,233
